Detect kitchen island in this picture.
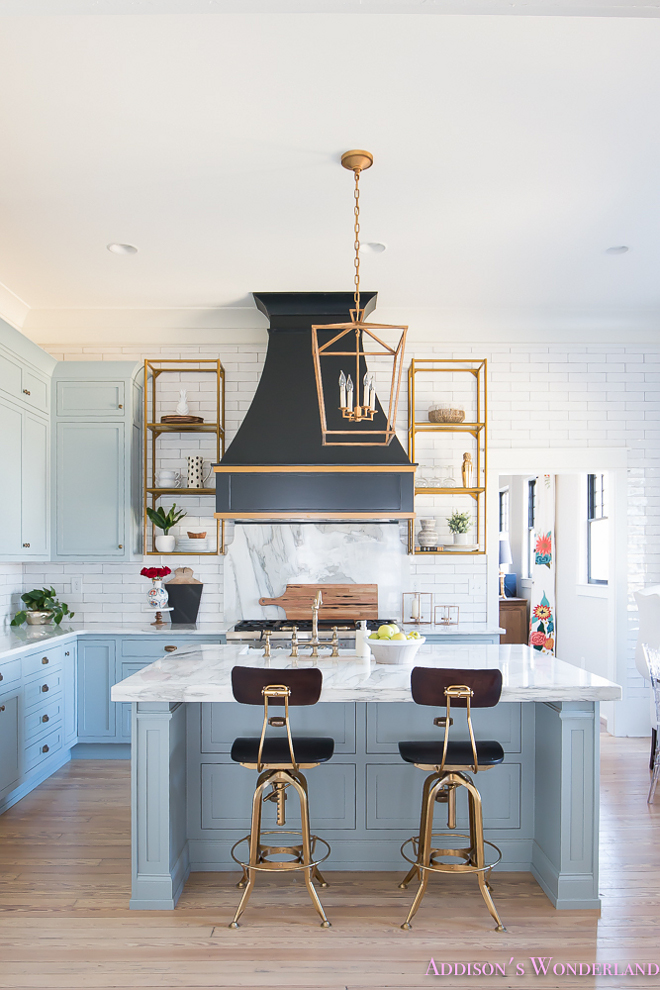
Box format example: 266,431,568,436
112,643,621,912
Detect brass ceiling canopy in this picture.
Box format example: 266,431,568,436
311,149,408,447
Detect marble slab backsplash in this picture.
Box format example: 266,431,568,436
224,523,411,624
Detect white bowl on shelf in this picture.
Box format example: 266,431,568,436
368,636,426,665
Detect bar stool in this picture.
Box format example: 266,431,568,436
397,666,506,932
228,666,334,929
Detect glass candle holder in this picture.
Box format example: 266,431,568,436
402,592,433,625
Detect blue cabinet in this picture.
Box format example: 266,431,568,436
77,640,116,740
51,363,142,561
0,692,20,793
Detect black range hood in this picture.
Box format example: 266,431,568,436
214,292,415,522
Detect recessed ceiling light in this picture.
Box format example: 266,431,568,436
107,243,138,255
605,245,629,254
361,242,386,254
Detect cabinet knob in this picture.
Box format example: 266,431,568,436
23,543,30,548
65,651,70,656
42,714,49,723
118,544,123,549
41,684,49,693
23,388,31,395
0,673,3,682
0,705,5,713
164,645,178,652
42,745,49,754
118,403,123,409
42,657,49,665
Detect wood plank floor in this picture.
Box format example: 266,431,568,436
0,735,658,989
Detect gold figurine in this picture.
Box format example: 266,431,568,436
461,452,473,489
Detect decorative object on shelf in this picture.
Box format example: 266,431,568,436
146,503,187,553
187,455,211,490
428,404,465,424
311,149,407,446
140,566,172,614
447,509,472,545
402,592,433,625
176,535,210,552
11,587,75,627
418,518,439,551
433,604,460,626
187,531,207,539
499,532,513,597
441,465,457,488
145,359,225,555
176,390,189,416
156,469,181,489
461,451,474,488
165,566,203,624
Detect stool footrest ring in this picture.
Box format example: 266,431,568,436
400,833,502,875
231,830,331,873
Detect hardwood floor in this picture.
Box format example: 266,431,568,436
0,736,658,989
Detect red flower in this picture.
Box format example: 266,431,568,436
535,533,552,556
140,566,172,580
530,631,546,647
533,604,552,621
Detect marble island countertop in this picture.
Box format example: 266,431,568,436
111,642,622,704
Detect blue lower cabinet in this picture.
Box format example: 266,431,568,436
0,692,21,794
77,640,117,741
62,643,77,749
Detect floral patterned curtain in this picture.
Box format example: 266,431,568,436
529,474,556,655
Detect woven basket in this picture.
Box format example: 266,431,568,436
428,408,466,424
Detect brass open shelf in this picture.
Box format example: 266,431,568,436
143,359,226,556
407,358,487,556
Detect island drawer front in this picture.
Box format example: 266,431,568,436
366,702,521,755
23,646,64,679
23,670,63,710
200,762,357,831
201,702,356,755
24,698,64,744
119,639,208,659
24,725,63,773
366,762,522,831
0,658,22,694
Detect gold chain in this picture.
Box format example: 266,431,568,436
353,168,361,317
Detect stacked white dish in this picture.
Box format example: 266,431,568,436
175,536,210,552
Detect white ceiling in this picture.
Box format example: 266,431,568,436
1,11,660,326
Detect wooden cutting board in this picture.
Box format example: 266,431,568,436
258,584,378,621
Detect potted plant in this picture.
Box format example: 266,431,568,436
447,510,472,545
146,503,187,553
11,587,75,627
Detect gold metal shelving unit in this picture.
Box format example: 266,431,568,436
407,358,487,555
143,359,226,556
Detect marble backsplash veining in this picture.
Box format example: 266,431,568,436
224,523,411,624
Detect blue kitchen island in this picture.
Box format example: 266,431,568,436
112,642,621,912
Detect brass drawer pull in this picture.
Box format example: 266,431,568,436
65,651,70,656
41,684,49,693
0,705,5,713
164,645,177,652
42,657,49,665
42,744,49,754
118,544,123,549
118,403,123,409
23,543,30,548
42,714,49,723
23,388,31,395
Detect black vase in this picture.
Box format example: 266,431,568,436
165,583,203,625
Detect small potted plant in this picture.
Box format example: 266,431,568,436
11,587,75,627
447,510,472,546
146,503,187,553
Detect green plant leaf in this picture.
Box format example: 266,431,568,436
10,611,27,626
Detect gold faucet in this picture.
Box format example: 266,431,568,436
309,590,323,658
263,628,272,659
289,625,299,658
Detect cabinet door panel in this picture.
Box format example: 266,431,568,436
21,413,48,556
24,725,63,773
23,645,63,679
24,670,63,710
201,702,356,755
56,380,124,417
24,698,63,744
0,658,22,694
21,371,49,414
56,422,125,556
62,645,77,748
77,641,116,739
0,398,22,555
0,693,21,793
366,702,521,754
0,350,22,401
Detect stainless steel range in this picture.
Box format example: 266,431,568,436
226,618,397,643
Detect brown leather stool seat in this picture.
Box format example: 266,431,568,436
399,739,504,768
231,736,334,766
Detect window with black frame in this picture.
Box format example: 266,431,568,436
587,473,608,585
526,478,536,578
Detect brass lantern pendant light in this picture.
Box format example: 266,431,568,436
311,150,408,446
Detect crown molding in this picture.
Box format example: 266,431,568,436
0,282,30,331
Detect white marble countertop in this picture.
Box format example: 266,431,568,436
401,622,504,635
0,622,231,662
111,642,622,704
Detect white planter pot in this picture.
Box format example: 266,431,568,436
453,532,470,545
155,534,176,553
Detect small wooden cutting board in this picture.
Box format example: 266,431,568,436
259,583,378,621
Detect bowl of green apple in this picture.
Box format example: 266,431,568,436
367,624,425,664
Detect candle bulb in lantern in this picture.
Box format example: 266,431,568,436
368,373,376,410
346,374,354,411
411,595,421,620
339,370,347,409
363,371,371,410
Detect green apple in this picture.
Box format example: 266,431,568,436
368,632,379,639
392,633,406,640
377,624,395,639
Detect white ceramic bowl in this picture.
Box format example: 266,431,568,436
368,636,426,665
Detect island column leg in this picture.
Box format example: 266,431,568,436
531,700,601,910
130,701,190,910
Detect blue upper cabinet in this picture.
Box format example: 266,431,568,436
0,320,54,562
51,362,142,561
